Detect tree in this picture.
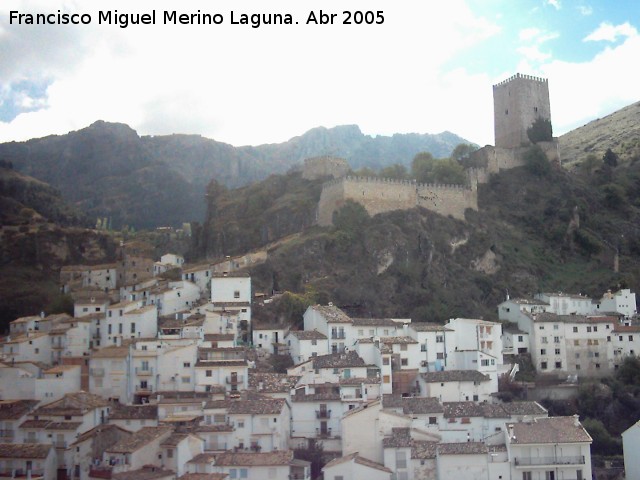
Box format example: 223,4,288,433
527,117,553,144
432,159,467,185
600,183,627,210
379,163,408,180
333,200,369,236
451,143,477,162
523,145,551,176
352,167,377,178
581,153,601,174
603,148,619,167
411,152,436,183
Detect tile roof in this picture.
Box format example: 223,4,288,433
110,405,158,420
204,334,235,342
286,330,327,340
106,426,173,453
160,433,189,446
612,325,640,333
509,416,592,444
112,466,175,480
0,443,53,459
291,392,342,402
351,318,399,327
186,452,217,464
227,398,286,415
309,305,351,323
91,344,131,358
248,373,301,393
0,400,39,420
382,395,444,414
71,424,132,446
45,421,83,431
437,442,488,455
410,322,453,332
195,360,248,368
338,376,381,385
420,370,489,383
380,336,418,345
528,313,617,324
213,450,294,466
501,401,547,417
443,402,485,418
312,351,367,369
178,475,228,480
506,298,549,306
34,392,109,416
323,452,392,473
19,420,52,429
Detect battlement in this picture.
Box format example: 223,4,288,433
317,175,477,226
302,156,350,180
493,72,548,88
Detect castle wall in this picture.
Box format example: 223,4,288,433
303,156,350,180
493,74,551,149
317,177,477,225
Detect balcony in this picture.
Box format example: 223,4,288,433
0,470,45,479
205,442,228,451
316,427,332,438
226,375,244,385
90,368,105,377
51,341,66,350
55,440,68,449
135,384,153,393
0,429,14,440
315,410,331,419
135,367,154,376
514,456,585,467
331,332,346,340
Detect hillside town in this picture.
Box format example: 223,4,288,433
1,248,638,480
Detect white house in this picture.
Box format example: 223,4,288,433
209,450,306,480
286,330,329,364
595,288,637,318
505,416,592,480
303,305,353,354
210,274,252,343
417,370,493,403
322,452,392,480
623,419,640,480
89,343,131,402
407,323,452,372
0,443,57,480
252,324,288,356
535,292,594,316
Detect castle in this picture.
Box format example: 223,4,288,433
311,73,559,225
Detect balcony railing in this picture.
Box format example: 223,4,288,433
136,385,153,393
24,437,38,444
0,429,14,439
52,341,66,350
55,440,68,449
316,427,332,438
514,456,585,467
0,469,45,478
226,375,244,385
205,442,228,451
315,410,331,419
135,367,154,376
331,332,346,339
90,368,105,377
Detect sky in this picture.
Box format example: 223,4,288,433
0,0,639,148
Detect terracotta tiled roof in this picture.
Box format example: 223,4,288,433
443,402,485,418
287,330,327,340
106,426,173,453
71,424,132,446
110,405,158,420
506,298,549,306
91,344,131,358
501,401,547,417
186,453,217,464
160,433,189,446
338,376,380,385
509,416,592,444
248,373,301,393
0,443,53,459
437,442,488,455
382,395,444,414
309,305,351,323
323,452,392,473
351,318,399,327
420,370,489,383
45,422,83,431
380,336,418,345
227,398,286,415
528,313,617,324
291,392,342,402
178,474,228,480
112,466,175,480
213,450,294,466
410,323,453,332
612,325,640,333
0,400,39,420
204,334,235,342
34,392,109,416
312,351,367,369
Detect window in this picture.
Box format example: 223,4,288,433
429,416,437,425
234,290,240,299
369,329,375,336
541,362,548,370
575,364,581,370
553,324,559,330
400,344,407,351
594,352,600,358
481,359,490,366
555,348,561,355
518,335,524,342
181,376,190,383
575,353,580,358
436,352,444,360
239,468,248,478
620,336,624,341
167,449,173,458
587,326,592,333
573,326,578,333
229,469,237,479
539,325,545,330
554,336,560,343
131,323,136,334
421,344,427,352
206,370,212,377
436,335,444,343
540,349,546,356
630,335,634,341
183,362,191,368
118,323,123,334
522,473,532,480
108,324,112,334
395,451,407,469
383,357,390,365
555,361,562,369
607,336,611,342
541,337,548,344
237,420,244,428
383,375,390,383
574,340,580,346
596,363,601,369
401,358,408,366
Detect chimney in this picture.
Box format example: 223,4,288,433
573,414,580,427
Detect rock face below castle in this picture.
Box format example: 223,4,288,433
317,176,477,226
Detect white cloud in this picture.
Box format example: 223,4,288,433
546,0,561,10
584,22,638,42
519,27,541,41
578,5,593,16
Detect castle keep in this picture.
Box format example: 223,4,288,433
312,73,558,225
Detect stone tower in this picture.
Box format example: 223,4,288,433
493,73,551,149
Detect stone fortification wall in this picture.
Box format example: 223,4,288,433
317,176,477,225
303,156,350,180
493,73,551,149
469,139,560,185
